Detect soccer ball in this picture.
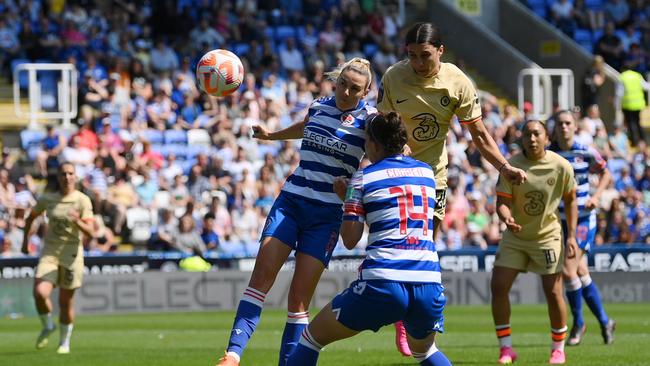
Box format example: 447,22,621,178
196,49,244,97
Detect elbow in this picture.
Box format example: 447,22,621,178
340,232,358,250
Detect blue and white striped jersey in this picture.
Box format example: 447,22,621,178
282,96,376,205
549,141,607,220
343,156,440,283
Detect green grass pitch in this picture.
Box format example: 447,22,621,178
1,303,648,366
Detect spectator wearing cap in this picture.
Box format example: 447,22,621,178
201,213,220,251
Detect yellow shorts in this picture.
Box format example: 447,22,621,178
433,189,447,221
494,236,564,275
35,255,84,289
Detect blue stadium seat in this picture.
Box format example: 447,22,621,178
574,29,591,43
27,146,40,161
584,0,604,10
233,42,250,56
164,129,188,145
592,29,604,42
275,25,296,42
363,43,379,58
166,144,187,160
527,0,546,7
531,6,547,18
186,144,210,160
151,143,165,156
20,129,45,150
142,129,164,144
11,58,30,90
181,158,197,175
264,26,274,40
38,71,58,111
578,42,593,53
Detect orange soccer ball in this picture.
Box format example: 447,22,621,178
196,49,244,97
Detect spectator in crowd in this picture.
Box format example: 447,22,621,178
201,213,221,251
617,61,649,146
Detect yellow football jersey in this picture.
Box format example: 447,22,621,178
496,151,576,243
34,190,93,266
377,60,481,190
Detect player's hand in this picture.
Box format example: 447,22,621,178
504,217,522,233
402,144,412,156
502,165,527,185
584,197,598,210
68,209,80,222
251,125,271,140
333,176,349,201
566,237,578,259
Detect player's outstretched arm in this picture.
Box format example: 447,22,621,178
252,114,307,141
466,120,527,185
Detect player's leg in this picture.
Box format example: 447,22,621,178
577,259,615,344
407,333,450,366
219,196,298,365
33,278,56,349
278,252,325,366
404,283,450,365
393,189,447,357
541,273,568,364
561,220,586,346
490,266,520,364
285,302,360,366
219,236,293,365
288,280,406,366
279,205,340,366
576,216,614,343
57,288,76,354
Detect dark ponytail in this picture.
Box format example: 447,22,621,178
366,112,408,156
405,22,442,47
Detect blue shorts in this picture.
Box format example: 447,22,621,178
562,215,596,252
261,192,342,266
331,280,446,340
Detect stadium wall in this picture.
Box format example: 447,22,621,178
425,0,538,101
1,270,648,317
499,0,619,124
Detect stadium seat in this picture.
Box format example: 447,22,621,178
574,29,591,43
167,144,188,160
186,144,211,160
164,129,188,145
11,58,30,90
364,43,379,58
233,42,250,56
584,0,604,10
20,129,45,150
181,158,197,175
142,129,164,144
126,207,153,245
187,129,211,147
38,71,58,111
275,25,296,42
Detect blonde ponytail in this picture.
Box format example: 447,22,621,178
324,57,372,89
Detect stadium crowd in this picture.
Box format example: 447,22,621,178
0,0,648,259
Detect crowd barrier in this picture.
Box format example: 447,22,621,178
1,246,648,317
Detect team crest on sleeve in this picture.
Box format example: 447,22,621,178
341,113,355,126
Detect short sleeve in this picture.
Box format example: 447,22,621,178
456,75,482,125
376,74,395,113
343,170,366,222
80,194,94,222
562,160,577,194
587,146,607,174
496,174,513,200
33,194,48,215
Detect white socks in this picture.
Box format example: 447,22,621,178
60,323,74,348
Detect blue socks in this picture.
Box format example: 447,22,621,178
286,328,322,366
278,311,309,366
226,287,266,357
580,275,609,326
412,344,452,366
564,277,584,328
